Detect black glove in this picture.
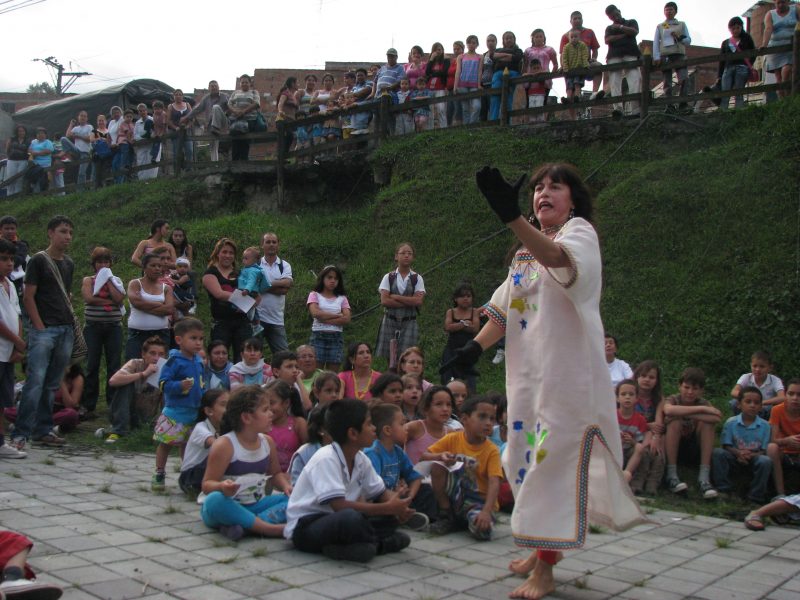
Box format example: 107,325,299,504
475,166,527,224
439,340,483,378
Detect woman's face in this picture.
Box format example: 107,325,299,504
503,32,516,48
323,76,334,89
533,176,574,228
217,243,235,268
352,344,372,369
296,347,317,375
94,258,111,273
173,91,183,103
210,345,229,369
305,77,317,91
97,115,107,128
16,126,25,138
172,229,185,244
532,32,544,47
453,44,464,56
240,77,251,91
143,259,162,280
729,22,743,37
411,48,422,62
401,352,424,376
487,35,497,51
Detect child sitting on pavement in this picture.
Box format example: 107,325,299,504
662,367,722,499
285,398,415,563
365,403,430,530
422,394,502,540
767,378,800,498
712,386,772,504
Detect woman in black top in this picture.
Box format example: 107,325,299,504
719,16,756,110
489,31,524,121
4,125,29,196
202,237,251,362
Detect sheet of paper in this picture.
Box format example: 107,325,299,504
229,289,256,313
145,357,168,388
413,460,464,477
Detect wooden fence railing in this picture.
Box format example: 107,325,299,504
2,33,798,204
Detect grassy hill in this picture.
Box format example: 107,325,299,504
4,96,800,401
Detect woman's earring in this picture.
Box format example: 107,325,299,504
568,208,575,220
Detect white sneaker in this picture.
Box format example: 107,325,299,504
188,306,197,315
52,425,61,436
0,578,63,599
492,349,505,365
0,442,27,459
94,427,105,439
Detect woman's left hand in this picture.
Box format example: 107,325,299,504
476,166,527,223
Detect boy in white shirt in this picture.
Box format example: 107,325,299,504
285,399,415,562
605,333,633,388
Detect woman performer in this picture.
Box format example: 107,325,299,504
446,163,646,599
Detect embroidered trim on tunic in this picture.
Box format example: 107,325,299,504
511,424,610,550
481,303,507,330
544,242,578,290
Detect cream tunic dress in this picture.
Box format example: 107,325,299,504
483,217,646,550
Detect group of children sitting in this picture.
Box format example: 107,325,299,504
141,316,505,560
610,348,800,532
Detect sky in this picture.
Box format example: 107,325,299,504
0,0,759,95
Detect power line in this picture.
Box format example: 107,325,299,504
0,0,47,15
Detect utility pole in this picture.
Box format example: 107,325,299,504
33,56,90,95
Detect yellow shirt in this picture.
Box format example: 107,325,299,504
428,431,503,506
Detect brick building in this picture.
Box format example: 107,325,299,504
0,92,68,115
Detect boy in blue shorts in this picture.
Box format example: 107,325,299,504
712,386,772,503
153,317,205,491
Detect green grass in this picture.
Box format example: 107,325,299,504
715,537,733,549
4,96,800,520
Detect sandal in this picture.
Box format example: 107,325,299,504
744,513,765,531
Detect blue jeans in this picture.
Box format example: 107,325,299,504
60,138,90,189
171,136,193,172
351,104,371,131
112,144,131,183
712,448,772,503
489,70,519,121
720,64,750,110
83,321,122,412
125,328,170,360
14,325,73,440
201,492,289,529
260,323,289,354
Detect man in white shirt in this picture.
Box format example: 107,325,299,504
257,232,292,353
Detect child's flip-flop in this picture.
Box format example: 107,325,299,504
744,513,765,531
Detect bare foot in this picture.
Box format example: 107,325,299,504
510,560,555,599
509,551,563,576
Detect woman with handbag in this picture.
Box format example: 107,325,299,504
228,74,262,161
718,17,756,110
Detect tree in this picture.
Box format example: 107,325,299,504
26,81,56,95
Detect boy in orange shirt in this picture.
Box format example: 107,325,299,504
767,379,800,497
422,394,502,540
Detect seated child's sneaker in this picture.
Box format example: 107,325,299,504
0,442,26,459
219,524,245,542
429,510,455,535
402,512,429,532
378,531,411,554
699,480,718,500
0,578,64,600
667,477,687,494
492,349,505,365
322,542,377,563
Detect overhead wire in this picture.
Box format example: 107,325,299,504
0,0,47,15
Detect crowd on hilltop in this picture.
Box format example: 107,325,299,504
3,1,797,198
0,205,799,576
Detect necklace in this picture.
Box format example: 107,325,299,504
353,370,374,400
541,222,567,236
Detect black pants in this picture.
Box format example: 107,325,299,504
211,318,252,363
292,509,396,553
179,462,206,495
480,84,492,122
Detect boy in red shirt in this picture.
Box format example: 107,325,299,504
768,379,800,497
